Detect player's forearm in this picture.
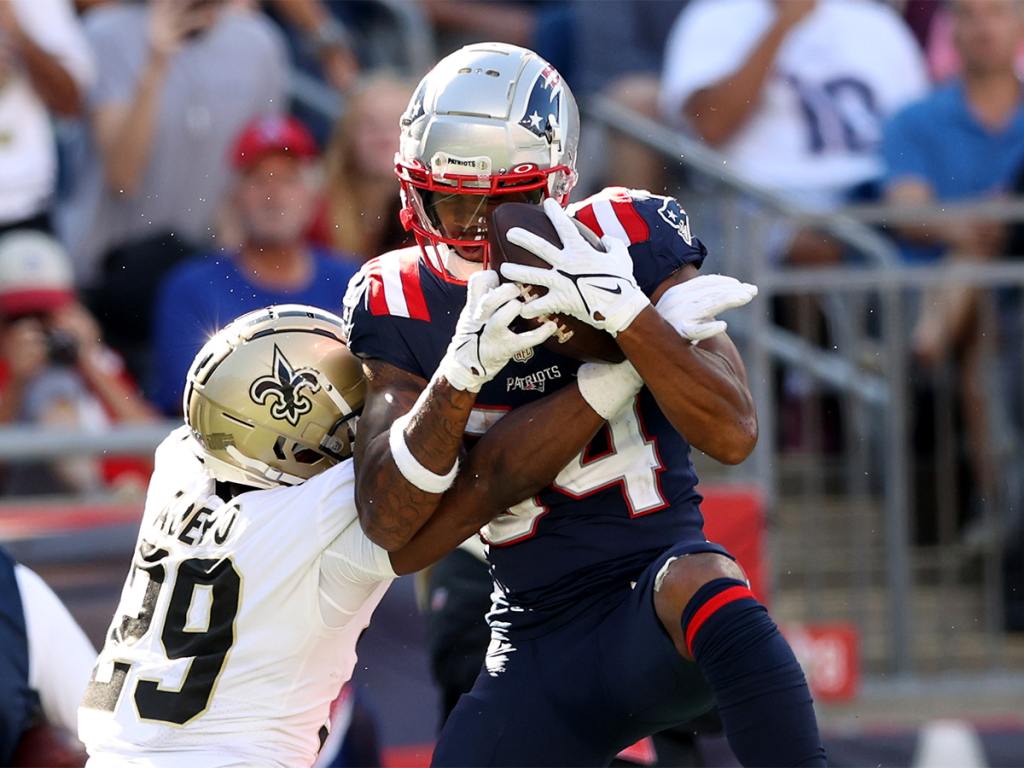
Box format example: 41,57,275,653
684,18,791,146
617,308,757,464
356,376,476,551
388,384,604,575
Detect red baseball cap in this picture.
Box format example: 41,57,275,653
231,114,319,170
0,231,75,317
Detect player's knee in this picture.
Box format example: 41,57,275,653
653,553,746,660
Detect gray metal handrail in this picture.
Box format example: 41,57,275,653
0,422,180,461
581,94,901,267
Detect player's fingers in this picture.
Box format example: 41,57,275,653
688,319,728,342
513,320,559,348
499,262,558,288
479,283,523,317
466,269,500,307
505,228,563,264
488,296,524,329
542,197,582,246
520,294,570,320
599,234,629,255
706,286,758,313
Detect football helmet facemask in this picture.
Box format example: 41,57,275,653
396,42,580,280
183,304,365,489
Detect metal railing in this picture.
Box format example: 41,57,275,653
582,94,1024,680
5,64,1022,685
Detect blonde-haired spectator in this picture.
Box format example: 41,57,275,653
319,75,413,261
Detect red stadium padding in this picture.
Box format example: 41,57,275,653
700,485,768,603
0,502,140,541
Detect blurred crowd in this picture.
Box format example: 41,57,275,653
0,0,1021,615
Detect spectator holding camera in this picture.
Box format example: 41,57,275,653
0,231,156,496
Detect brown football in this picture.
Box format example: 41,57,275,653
489,203,625,363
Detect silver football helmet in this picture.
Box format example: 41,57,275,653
395,42,581,277
184,304,365,489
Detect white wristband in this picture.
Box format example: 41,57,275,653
577,361,643,420
388,413,460,494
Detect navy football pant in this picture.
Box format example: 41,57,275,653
431,542,726,767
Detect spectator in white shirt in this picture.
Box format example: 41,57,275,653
0,0,94,236
660,0,928,262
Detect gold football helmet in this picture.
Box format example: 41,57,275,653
184,304,365,489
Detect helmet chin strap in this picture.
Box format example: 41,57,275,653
441,243,486,281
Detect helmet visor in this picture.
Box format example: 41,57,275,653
421,188,544,262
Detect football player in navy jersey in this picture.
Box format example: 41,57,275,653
343,42,825,767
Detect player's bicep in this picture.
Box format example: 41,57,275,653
318,522,395,629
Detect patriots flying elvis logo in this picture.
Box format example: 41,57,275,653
518,65,562,141
249,345,321,426
654,194,694,246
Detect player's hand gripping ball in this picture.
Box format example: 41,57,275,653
437,270,557,392
489,201,630,363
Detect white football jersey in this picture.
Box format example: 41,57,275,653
660,0,927,204
79,426,394,768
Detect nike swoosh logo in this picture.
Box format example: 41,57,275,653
594,284,623,295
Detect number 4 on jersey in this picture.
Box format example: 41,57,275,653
483,402,666,545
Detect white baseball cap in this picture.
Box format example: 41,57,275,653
0,230,75,316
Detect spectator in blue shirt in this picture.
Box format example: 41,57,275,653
149,115,359,416
882,0,1024,361
881,0,1024,554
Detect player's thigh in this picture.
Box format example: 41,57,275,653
431,637,612,767
597,548,728,738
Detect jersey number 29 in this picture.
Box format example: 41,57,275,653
82,546,241,726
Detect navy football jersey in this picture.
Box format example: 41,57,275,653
345,188,711,633
0,547,35,763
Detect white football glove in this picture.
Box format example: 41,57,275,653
438,270,557,393
501,198,650,337
655,275,758,343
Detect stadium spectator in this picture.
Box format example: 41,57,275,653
266,0,359,95
149,115,360,416
0,546,95,764
319,74,413,261
0,0,94,236
62,0,288,288
925,2,1024,83
0,231,156,496
421,0,574,77
882,0,1024,356
660,0,927,263
882,0,1024,548
572,0,688,195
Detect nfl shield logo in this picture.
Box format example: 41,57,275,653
513,348,534,363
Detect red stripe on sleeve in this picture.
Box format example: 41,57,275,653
611,200,650,243
365,263,390,316
573,205,603,238
684,585,754,656
399,255,431,321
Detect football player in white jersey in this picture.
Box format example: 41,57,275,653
77,293,622,768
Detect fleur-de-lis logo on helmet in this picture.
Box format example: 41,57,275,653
249,345,322,427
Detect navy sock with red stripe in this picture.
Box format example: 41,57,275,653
681,578,826,767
